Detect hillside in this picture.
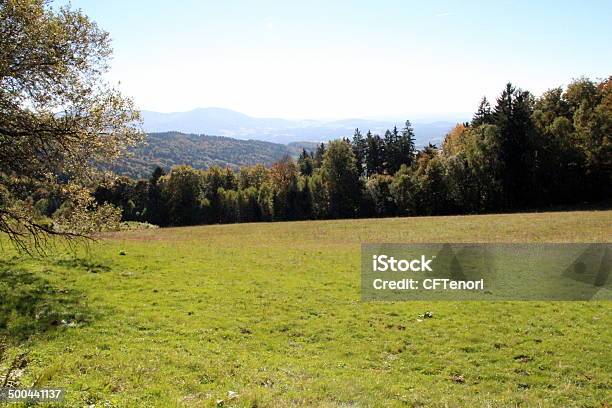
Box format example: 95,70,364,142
110,109,461,179
109,132,305,178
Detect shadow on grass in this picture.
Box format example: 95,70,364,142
0,259,92,342
0,258,94,387
53,258,110,274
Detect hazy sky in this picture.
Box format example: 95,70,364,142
57,0,611,120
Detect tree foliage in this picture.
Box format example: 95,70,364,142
321,140,360,218
0,0,142,250
88,77,611,227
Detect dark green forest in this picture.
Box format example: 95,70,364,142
109,133,310,178
39,77,610,227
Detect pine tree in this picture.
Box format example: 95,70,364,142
146,167,167,226
383,129,396,173
314,143,326,168
298,148,314,176
399,120,416,169
365,131,385,176
472,97,493,126
384,122,415,174
351,128,367,176
492,83,536,207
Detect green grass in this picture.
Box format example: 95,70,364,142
1,211,611,407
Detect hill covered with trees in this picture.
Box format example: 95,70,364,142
109,132,307,178
84,76,612,226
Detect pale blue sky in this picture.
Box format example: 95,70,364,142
59,0,611,119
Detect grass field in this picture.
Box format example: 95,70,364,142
1,211,611,407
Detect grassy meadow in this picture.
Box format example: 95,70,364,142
1,210,611,407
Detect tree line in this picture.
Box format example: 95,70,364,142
35,77,609,227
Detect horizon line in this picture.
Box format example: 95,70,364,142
139,106,472,123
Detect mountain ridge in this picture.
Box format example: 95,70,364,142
141,107,462,145
110,131,307,179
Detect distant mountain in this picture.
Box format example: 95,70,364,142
110,132,305,179
141,108,461,146
115,109,466,178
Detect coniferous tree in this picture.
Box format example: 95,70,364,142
237,187,260,222
383,129,395,167
146,167,167,226
384,127,399,174
351,128,367,176
365,131,385,176
298,177,313,219
218,188,239,223
398,120,417,169
298,148,314,176
382,123,415,174
493,83,536,207
88,77,612,227
202,166,227,223
314,143,326,168
472,97,493,126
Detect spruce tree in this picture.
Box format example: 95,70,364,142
472,97,493,126
383,129,396,173
146,167,167,226
399,120,417,169
365,131,385,176
298,148,314,176
314,143,326,168
492,83,536,207
351,128,367,176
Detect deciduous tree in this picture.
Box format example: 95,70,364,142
0,0,143,249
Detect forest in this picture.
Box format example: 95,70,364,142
108,132,309,179
34,77,610,227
